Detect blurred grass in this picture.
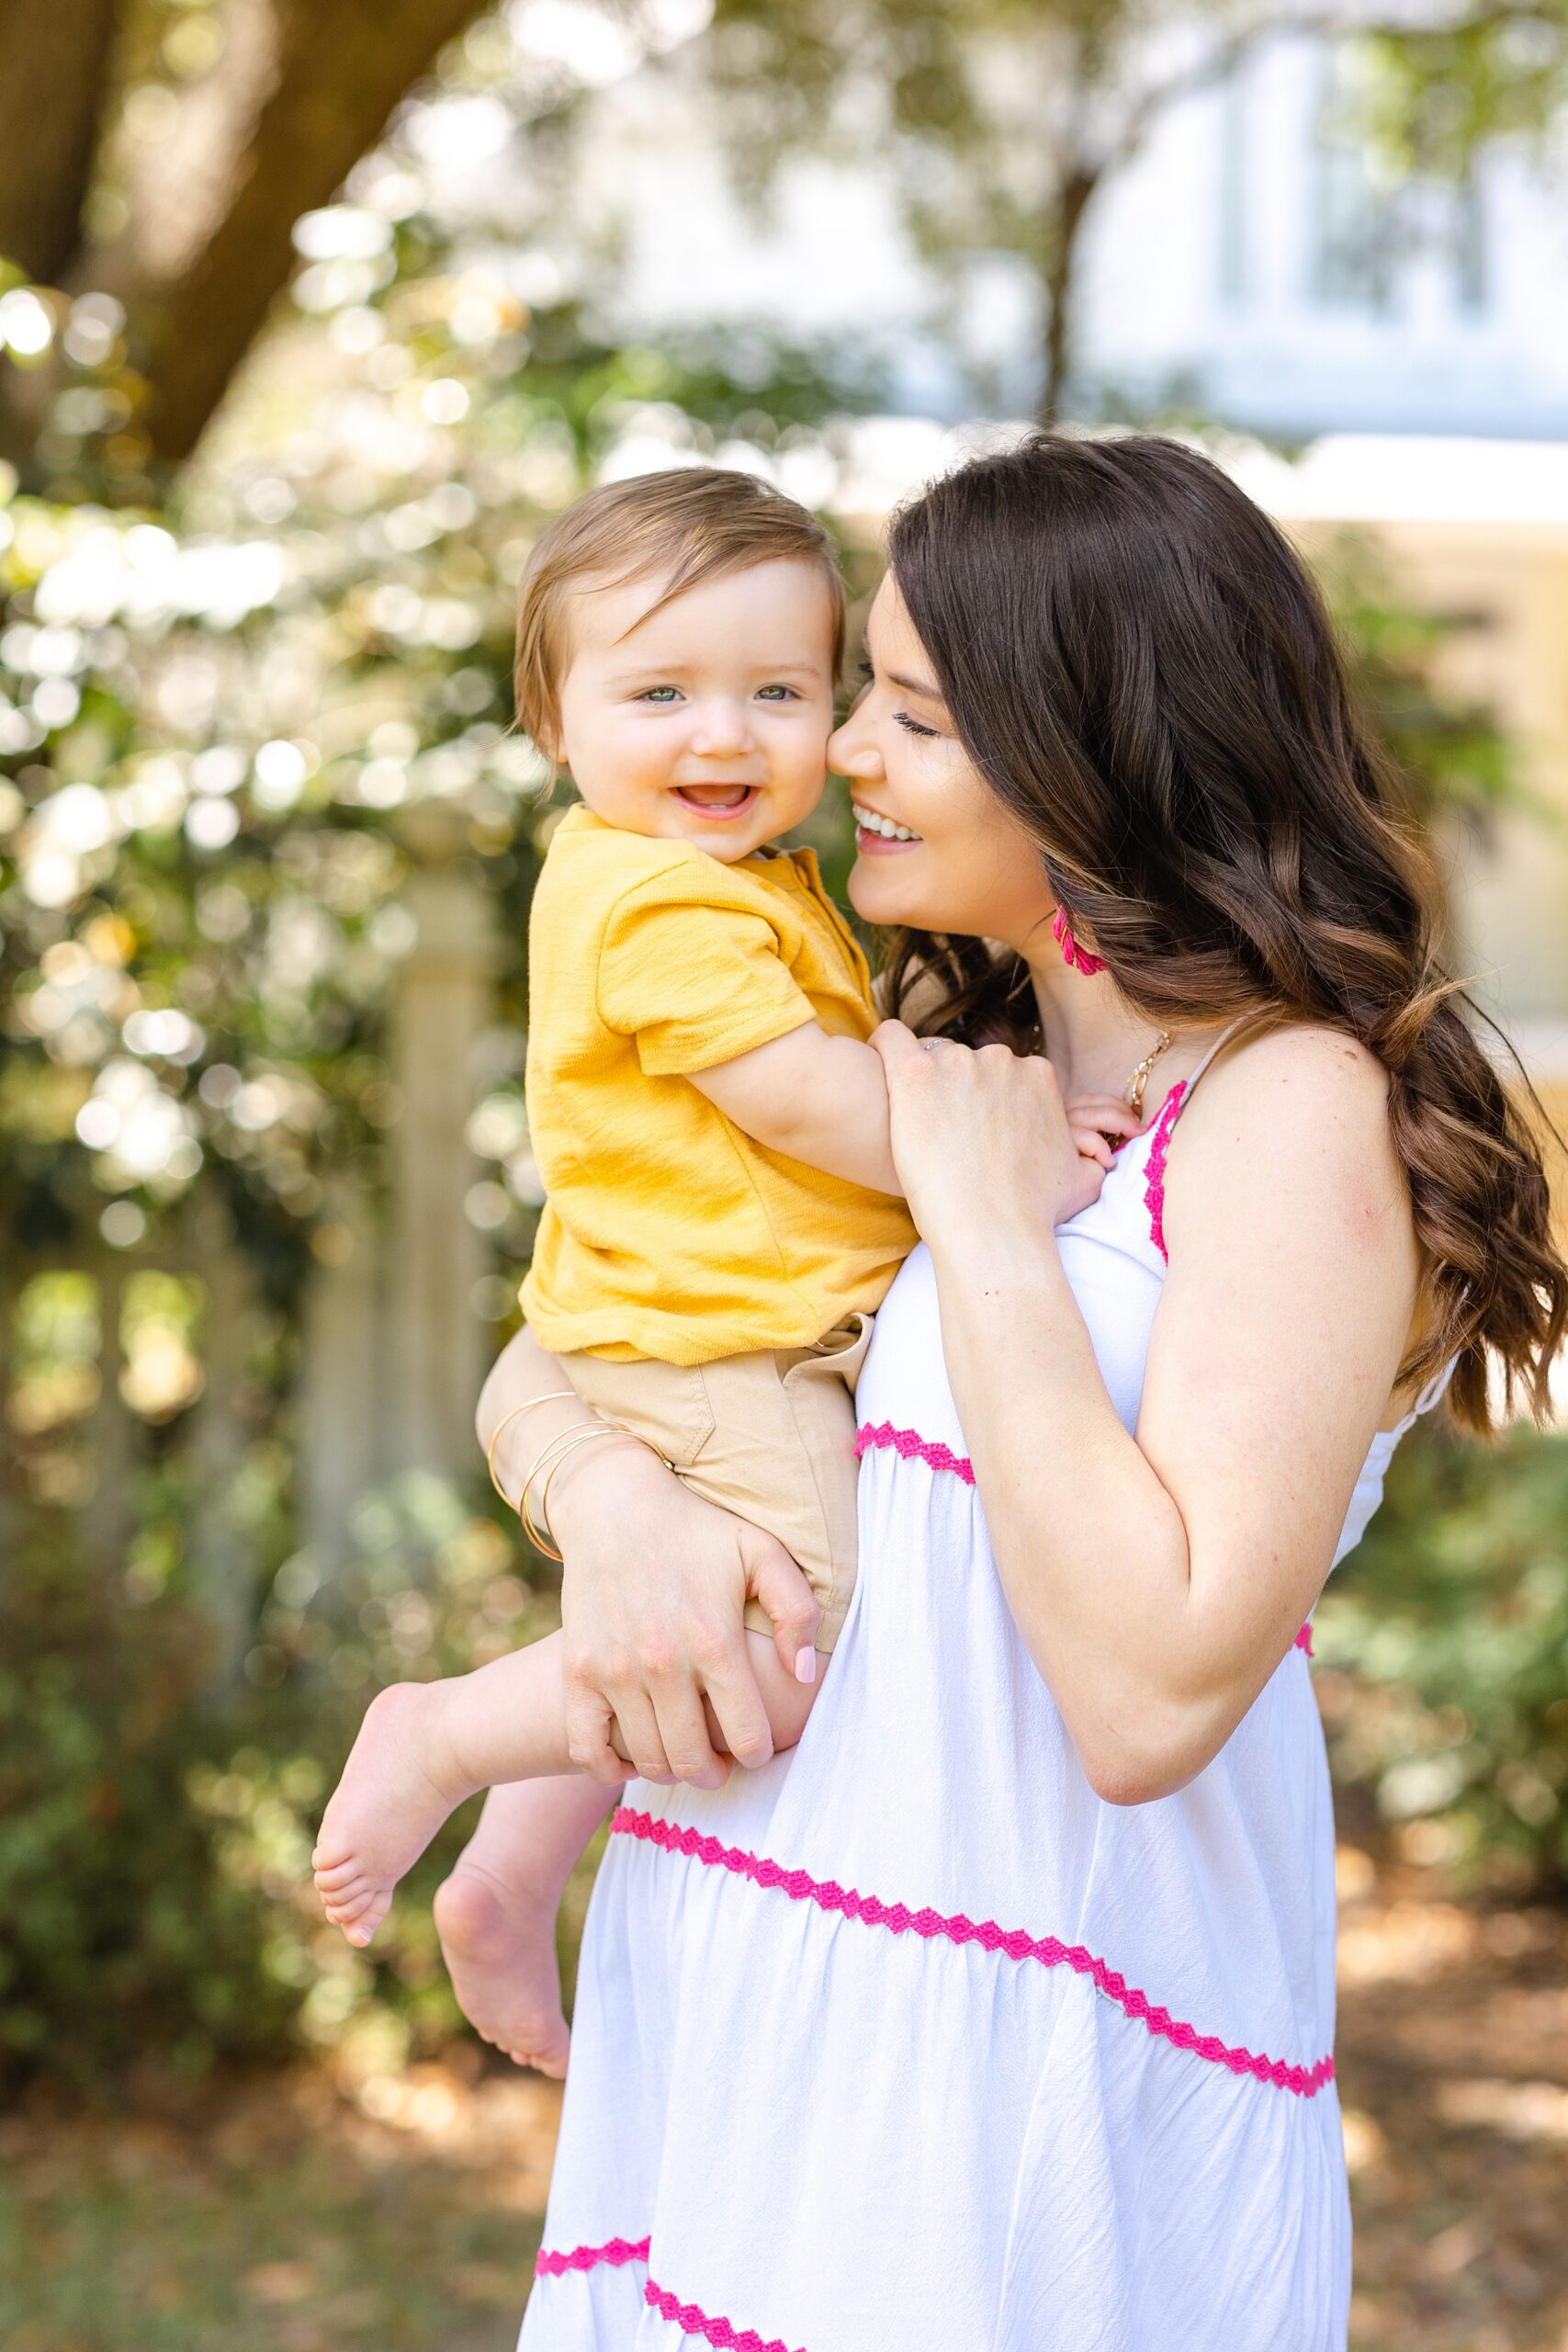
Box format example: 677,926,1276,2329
0,2062,559,2352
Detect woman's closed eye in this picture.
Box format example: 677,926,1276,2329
857,658,939,738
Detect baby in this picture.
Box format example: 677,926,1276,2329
312,468,1106,2057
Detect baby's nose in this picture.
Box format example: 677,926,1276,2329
691,700,754,752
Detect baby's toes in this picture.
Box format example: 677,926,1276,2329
321,1882,380,1924
310,1843,360,1883
342,1892,392,1947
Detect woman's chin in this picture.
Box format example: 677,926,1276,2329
848,855,925,927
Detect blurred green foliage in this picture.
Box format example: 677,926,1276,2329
0,1471,579,2093
1318,1421,1568,1894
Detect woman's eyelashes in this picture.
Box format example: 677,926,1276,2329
856,657,938,738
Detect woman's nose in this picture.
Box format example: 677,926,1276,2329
829,702,881,777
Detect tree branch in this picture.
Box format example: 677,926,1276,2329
85,0,495,463
0,0,118,281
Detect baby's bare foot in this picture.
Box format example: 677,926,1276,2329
312,1683,473,1947
434,1860,571,2077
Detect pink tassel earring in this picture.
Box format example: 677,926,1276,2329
1051,906,1105,977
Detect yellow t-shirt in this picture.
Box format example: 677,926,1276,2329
520,805,916,1364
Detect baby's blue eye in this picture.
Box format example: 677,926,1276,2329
637,686,681,703
755,684,799,702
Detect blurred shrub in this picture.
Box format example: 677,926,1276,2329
1316,1419,1568,1893
0,1474,568,2094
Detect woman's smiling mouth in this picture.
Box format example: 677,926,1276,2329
852,798,922,850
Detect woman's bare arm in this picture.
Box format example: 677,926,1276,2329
874,1023,1420,1804
478,1327,820,1788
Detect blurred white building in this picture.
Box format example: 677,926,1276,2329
1077,36,1568,442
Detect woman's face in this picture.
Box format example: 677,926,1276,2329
830,574,1056,953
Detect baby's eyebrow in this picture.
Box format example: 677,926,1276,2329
607,657,829,682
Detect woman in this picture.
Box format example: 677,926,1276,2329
460,434,1564,2349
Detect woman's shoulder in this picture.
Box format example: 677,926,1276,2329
1168,1020,1406,1245
1193,1018,1390,1130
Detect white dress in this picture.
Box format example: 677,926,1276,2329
519,1049,1445,2352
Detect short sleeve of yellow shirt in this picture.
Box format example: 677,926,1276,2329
597,871,818,1077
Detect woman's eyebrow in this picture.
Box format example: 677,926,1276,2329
887,666,944,702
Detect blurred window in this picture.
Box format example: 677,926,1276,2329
1311,44,1488,320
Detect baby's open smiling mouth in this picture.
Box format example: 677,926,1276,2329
671,784,760,817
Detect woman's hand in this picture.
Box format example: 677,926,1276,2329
479,1325,818,1790
870,1021,1111,1249
549,1441,819,1790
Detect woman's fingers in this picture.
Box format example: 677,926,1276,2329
694,1603,778,1770
602,1686,675,1785
746,1531,822,1688
647,1676,730,1791
563,1682,636,1787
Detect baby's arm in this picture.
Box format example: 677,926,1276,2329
690,1021,900,1192
691,1023,1143,1196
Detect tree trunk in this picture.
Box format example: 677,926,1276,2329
106,0,495,461
0,0,495,470
0,0,118,283
1038,159,1100,427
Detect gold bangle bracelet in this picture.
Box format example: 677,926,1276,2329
521,1425,626,1560
485,1391,580,1509
516,1422,616,1556
524,1425,674,1562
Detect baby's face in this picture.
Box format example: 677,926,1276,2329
550,559,838,861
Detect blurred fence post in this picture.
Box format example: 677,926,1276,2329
184,1193,261,1690
83,1250,134,1569
385,829,498,1483
299,1181,380,1562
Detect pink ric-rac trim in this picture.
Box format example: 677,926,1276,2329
611,1808,1334,2098
857,1423,1315,1669
854,1419,974,1484
535,2233,650,2279
1143,1079,1187,1260
646,2277,806,2351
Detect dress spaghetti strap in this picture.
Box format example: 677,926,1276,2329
1175,1012,1262,1102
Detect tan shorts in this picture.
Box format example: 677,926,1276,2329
559,1314,871,1655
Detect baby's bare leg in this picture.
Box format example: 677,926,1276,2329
435,1776,613,2076
313,1631,576,1947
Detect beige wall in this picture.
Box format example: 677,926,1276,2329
1296,518,1568,1035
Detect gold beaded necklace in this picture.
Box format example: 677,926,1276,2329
1122,1031,1171,1123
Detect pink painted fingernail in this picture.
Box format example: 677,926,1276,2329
795,1648,817,1685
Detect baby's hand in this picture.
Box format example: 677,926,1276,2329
1064,1091,1145,1170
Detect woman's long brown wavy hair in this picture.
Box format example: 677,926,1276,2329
883,431,1566,1433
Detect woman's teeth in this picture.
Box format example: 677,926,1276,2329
852,801,920,842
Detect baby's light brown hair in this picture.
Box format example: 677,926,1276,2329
513,467,847,748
